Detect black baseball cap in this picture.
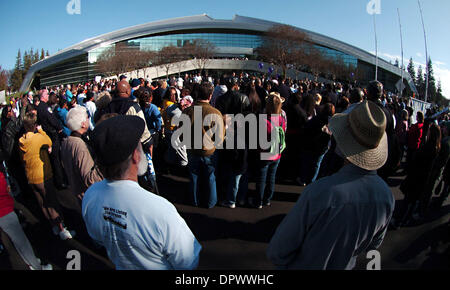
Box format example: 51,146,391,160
91,115,145,166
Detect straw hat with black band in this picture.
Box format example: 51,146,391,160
328,100,388,171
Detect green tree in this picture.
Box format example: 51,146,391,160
33,49,39,64
0,65,9,92
407,58,416,83
23,50,32,72
10,49,23,91
425,58,437,103
416,65,425,100
40,48,45,60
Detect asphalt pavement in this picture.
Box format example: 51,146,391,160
0,165,448,270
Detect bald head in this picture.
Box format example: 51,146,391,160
367,81,383,102
39,89,49,103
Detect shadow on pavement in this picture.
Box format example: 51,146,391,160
180,212,286,243
394,220,450,269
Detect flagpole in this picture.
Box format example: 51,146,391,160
373,14,378,81
397,8,404,97
418,0,429,102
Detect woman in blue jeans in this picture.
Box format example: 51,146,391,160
254,92,286,209
297,103,335,186
187,152,218,209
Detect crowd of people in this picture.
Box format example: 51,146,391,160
0,70,448,270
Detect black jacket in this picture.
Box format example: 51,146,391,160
215,90,251,116
302,115,331,156
278,83,292,102
1,117,25,162
255,85,267,109
37,101,63,139
94,97,142,124
376,100,402,178
152,87,167,108
215,90,251,174
401,142,439,202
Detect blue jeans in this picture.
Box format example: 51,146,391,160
188,153,217,208
299,150,327,184
225,174,242,205
312,150,327,183
255,159,280,206
224,172,249,205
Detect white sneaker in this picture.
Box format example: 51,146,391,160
29,259,53,270
41,264,53,270
59,228,76,240
220,201,236,209
296,177,306,186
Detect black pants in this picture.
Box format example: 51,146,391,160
49,135,67,189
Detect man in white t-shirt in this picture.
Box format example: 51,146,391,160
76,88,86,106
194,73,202,84
177,77,184,90
82,115,201,270
83,92,96,131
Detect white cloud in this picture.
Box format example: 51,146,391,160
410,60,450,100
416,52,423,58
434,65,450,100
381,52,401,61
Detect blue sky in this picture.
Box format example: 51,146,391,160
0,0,449,98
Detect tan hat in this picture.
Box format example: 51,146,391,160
328,100,388,171
266,92,285,103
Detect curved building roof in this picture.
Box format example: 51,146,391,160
21,14,415,92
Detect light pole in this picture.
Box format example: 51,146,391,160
397,8,404,97
418,0,429,103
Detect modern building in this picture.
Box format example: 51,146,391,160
20,14,417,94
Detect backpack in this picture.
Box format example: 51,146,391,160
268,117,286,155
93,98,140,124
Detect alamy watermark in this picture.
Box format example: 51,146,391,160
66,250,81,270
66,0,81,15
170,108,283,161
366,0,381,15
366,250,381,270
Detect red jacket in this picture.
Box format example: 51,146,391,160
408,122,424,150
0,172,14,218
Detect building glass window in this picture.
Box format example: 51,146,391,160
88,32,358,67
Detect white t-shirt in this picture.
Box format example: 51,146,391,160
82,180,201,270
84,101,96,130
12,107,20,118
177,77,184,88
194,75,202,84
77,93,86,106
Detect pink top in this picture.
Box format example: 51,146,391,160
264,114,287,161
